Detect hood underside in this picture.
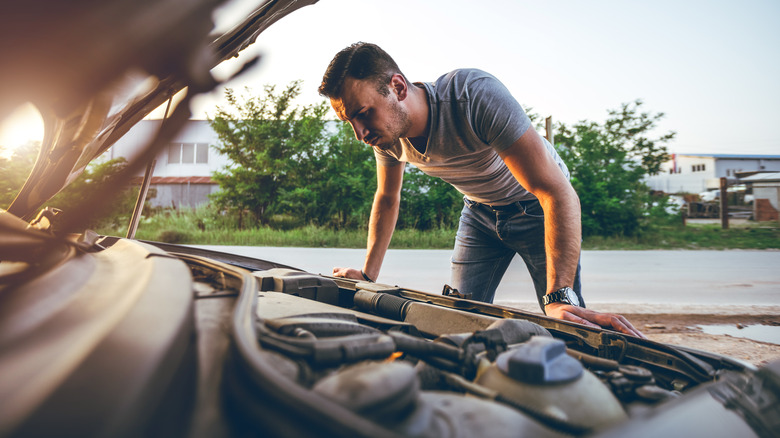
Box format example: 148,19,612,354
1,0,317,226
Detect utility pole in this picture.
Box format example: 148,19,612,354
719,177,729,229
545,116,554,145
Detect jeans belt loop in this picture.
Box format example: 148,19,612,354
490,201,521,213
466,198,523,213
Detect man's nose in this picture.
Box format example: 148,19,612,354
351,121,368,141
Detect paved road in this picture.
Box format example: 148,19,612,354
194,246,780,311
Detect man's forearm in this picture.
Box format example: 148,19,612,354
538,187,582,294
363,192,400,281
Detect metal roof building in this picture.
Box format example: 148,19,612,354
740,172,780,222
644,153,780,194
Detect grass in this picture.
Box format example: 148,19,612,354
96,211,458,248
583,221,780,250
95,210,780,250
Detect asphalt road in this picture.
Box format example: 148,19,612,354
195,246,780,311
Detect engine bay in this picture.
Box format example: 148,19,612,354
187,256,774,438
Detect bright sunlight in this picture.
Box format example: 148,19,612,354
0,103,44,159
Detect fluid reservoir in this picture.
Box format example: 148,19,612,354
313,361,565,437
475,336,627,430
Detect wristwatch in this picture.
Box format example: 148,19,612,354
543,287,581,307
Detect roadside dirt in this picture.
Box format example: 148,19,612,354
623,313,780,367
498,302,780,367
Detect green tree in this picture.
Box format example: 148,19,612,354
554,100,674,237
1,140,136,229
50,157,138,230
399,166,462,230
209,82,330,227
1,141,40,208
316,122,376,228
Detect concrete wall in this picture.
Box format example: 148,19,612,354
108,120,230,178
147,183,221,209
109,120,226,207
645,154,780,194
645,155,716,193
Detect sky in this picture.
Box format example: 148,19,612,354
2,0,779,156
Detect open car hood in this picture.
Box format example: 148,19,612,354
2,2,779,437
1,0,317,224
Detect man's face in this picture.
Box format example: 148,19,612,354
331,76,411,150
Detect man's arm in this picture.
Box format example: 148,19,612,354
332,162,405,282
498,129,645,338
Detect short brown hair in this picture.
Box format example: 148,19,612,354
319,42,405,99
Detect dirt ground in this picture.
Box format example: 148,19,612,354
624,312,780,367
498,302,780,367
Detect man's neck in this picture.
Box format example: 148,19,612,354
405,83,430,140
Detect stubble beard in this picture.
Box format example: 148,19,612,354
373,99,412,151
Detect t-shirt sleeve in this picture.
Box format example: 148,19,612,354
373,147,402,167
468,74,532,152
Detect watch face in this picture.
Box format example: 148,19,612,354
563,287,580,307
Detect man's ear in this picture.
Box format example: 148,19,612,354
389,74,407,100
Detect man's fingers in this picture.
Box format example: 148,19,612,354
332,267,346,277
560,310,601,329
605,314,646,339
605,316,646,339
332,267,365,281
613,315,647,339
565,306,647,339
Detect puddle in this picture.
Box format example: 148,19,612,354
697,324,780,345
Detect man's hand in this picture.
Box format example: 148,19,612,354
332,267,365,281
545,303,647,339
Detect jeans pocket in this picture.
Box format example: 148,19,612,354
520,200,545,218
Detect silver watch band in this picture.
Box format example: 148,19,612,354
543,287,580,307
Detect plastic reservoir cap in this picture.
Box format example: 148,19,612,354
496,337,583,385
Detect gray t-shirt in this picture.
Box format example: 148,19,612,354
374,68,569,205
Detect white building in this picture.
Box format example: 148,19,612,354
109,120,228,208
644,153,780,194
109,118,344,208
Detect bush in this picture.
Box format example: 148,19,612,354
268,214,304,230
156,230,191,244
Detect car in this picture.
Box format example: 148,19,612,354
700,191,719,202
1,1,778,437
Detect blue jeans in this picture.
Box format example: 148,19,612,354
450,197,583,312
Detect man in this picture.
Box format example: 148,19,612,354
319,42,644,338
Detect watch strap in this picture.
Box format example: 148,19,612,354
543,287,578,307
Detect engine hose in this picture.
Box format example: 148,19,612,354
388,331,461,362
256,320,396,366
353,290,412,321
567,348,619,371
